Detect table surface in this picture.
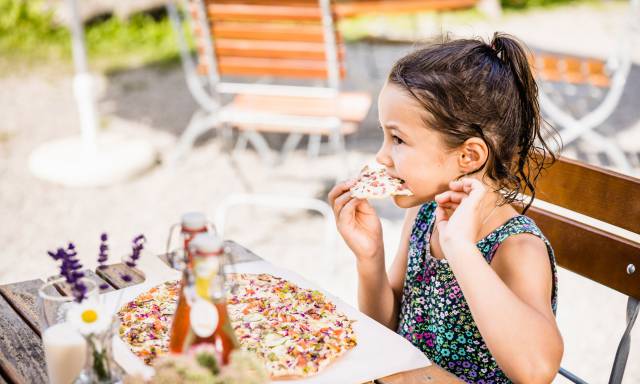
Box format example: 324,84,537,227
0,240,462,384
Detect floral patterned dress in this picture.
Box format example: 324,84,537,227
397,201,558,383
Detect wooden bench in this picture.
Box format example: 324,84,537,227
0,241,462,384
525,155,640,383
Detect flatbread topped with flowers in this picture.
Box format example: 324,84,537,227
117,280,180,364
117,274,357,379
226,273,357,379
350,165,413,199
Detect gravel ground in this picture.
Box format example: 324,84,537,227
1,2,639,383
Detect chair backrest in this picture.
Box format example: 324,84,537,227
188,0,344,89
523,155,640,384
526,156,640,299
533,53,610,88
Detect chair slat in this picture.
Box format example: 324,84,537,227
231,92,371,122
207,3,323,22
533,156,640,234
209,39,345,61
209,57,345,78
0,279,47,336
210,22,335,43
334,0,478,17
0,295,48,384
527,207,640,300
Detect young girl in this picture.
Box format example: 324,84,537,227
329,33,563,383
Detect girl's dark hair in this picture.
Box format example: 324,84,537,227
388,32,560,213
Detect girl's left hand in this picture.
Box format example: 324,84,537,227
434,178,489,250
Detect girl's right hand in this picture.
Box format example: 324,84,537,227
328,180,384,263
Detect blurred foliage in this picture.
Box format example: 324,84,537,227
0,0,179,74
0,0,70,65
501,0,580,9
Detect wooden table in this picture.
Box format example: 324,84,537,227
0,241,462,384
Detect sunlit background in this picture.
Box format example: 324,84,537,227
1,0,639,382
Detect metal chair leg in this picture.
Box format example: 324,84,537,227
609,296,640,384
307,134,322,157
165,109,220,165
558,368,589,384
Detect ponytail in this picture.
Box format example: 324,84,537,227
489,32,557,213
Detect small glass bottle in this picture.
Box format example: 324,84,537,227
166,212,210,270
168,212,209,356
169,234,238,364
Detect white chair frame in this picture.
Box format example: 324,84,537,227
538,0,638,174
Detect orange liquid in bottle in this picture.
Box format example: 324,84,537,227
169,233,238,363
176,302,237,364
168,226,206,354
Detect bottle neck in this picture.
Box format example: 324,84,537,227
192,251,226,302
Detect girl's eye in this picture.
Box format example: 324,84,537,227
392,135,404,145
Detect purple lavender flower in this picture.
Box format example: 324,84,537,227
122,234,145,282
97,232,109,270
48,242,87,302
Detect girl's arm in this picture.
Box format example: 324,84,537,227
359,206,419,330
328,180,418,329
384,206,420,329
435,179,563,383
444,237,563,384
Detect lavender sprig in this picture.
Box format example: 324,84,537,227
47,243,87,303
121,234,146,282
97,233,109,270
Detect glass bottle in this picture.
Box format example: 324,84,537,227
169,233,238,364
167,212,209,356
165,212,210,270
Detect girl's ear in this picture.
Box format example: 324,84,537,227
457,137,489,174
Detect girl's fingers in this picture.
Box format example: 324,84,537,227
438,202,459,210
340,196,362,219
328,179,357,206
332,191,354,217
449,178,486,203
435,191,467,205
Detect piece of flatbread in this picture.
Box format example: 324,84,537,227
350,165,413,199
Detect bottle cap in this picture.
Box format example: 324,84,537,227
190,233,223,255
181,212,207,231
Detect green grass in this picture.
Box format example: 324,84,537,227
0,0,180,76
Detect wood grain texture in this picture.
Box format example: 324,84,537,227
533,156,640,234
527,207,640,300
0,279,46,336
50,269,115,296
377,365,464,384
0,295,48,384
95,263,145,290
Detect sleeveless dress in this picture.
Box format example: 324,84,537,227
397,201,558,383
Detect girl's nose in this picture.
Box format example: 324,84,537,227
375,145,393,167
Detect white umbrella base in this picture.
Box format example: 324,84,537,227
29,132,157,187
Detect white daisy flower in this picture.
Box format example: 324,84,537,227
66,301,112,336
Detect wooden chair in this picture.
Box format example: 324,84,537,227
523,155,640,383
166,0,372,164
